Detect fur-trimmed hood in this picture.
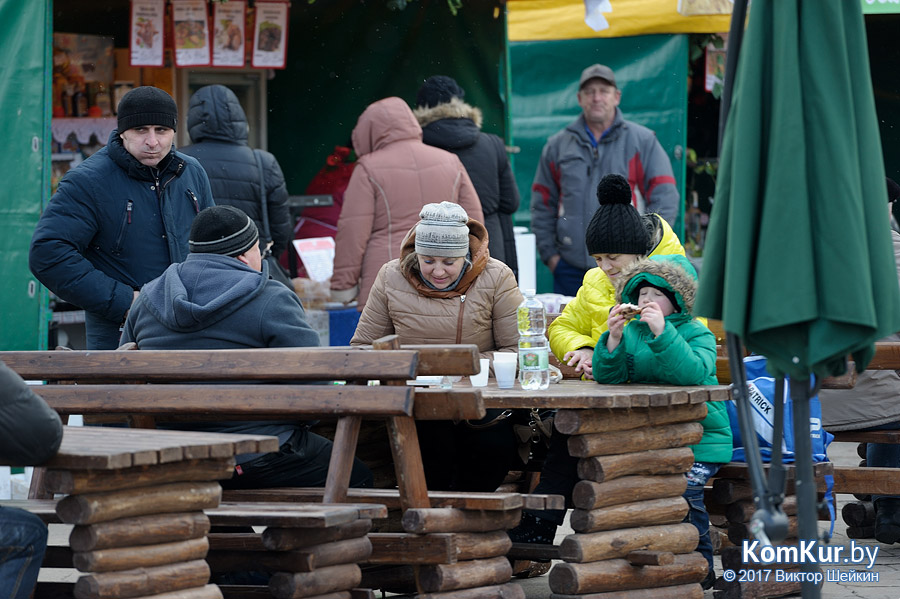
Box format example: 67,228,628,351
413,97,483,129
615,254,698,315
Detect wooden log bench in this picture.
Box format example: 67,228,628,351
0,339,556,598
0,426,282,599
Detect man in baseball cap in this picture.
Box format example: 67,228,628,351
529,64,679,297
30,86,215,349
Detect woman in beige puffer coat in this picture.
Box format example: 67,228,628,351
351,202,521,492
330,97,483,311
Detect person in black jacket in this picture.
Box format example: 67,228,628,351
30,86,215,349
0,362,63,599
180,85,293,288
414,76,520,280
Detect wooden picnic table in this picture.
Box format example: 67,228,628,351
465,379,732,599
24,425,277,599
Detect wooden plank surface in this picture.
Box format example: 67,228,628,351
830,430,900,444
222,488,525,511
1,348,419,381
34,385,414,418
474,380,731,409
832,466,900,495
38,426,277,470
207,502,386,527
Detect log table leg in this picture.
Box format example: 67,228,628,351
43,462,232,599
549,407,710,598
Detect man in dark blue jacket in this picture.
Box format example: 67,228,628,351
29,86,214,349
121,205,372,489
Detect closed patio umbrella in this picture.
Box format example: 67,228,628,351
696,1,900,596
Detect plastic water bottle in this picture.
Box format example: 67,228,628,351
517,289,550,390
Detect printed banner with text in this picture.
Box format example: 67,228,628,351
172,0,211,67
212,0,246,67
252,1,289,69
130,0,164,67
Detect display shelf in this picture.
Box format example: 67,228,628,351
51,117,116,145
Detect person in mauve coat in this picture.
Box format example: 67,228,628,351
330,97,483,311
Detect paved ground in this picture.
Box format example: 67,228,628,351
515,440,900,598
39,441,900,597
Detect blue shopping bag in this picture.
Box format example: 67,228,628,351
727,355,833,464
726,355,836,533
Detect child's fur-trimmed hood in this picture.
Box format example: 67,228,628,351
615,254,698,315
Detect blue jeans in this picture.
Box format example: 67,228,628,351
684,462,721,574
552,258,588,298
859,420,900,504
84,311,124,350
0,507,48,599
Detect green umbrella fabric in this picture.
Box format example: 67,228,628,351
695,0,900,380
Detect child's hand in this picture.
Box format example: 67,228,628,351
563,347,595,380
639,301,666,336
606,304,627,351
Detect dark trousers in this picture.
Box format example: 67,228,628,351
416,410,519,492
0,507,48,599
220,427,373,490
552,258,588,298
527,430,577,525
859,420,900,504
84,311,124,350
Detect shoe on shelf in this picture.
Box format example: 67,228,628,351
507,511,558,545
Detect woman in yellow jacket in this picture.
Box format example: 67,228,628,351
511,175,708,579
548,174,693,380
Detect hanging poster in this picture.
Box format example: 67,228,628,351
172,0,211,67
212,0,246,67
252,1,289,69
129,0,164,67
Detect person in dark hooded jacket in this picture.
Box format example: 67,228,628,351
414,76,520,280
121,206,371,490
29,86,214,349
1,361,63,599
180,84,292,287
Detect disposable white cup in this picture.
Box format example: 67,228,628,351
470,358,490,387
493,353,517,388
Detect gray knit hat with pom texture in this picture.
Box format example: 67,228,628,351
414,202,469,258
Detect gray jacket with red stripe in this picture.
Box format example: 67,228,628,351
530,109,678,272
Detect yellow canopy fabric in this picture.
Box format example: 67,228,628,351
507,0,733,41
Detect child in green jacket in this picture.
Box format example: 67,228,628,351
595,253,732,587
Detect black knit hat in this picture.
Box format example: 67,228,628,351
189,206,259,257
117,86,178,132
416,75,465,108
585,174,650,255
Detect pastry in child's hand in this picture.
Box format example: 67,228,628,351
618,303,644,320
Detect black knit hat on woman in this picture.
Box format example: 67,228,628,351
116,86,178,132
585,174,650,255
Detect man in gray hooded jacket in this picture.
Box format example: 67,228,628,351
0,362,63,599
121,205,371,489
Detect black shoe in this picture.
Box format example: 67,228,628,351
508,512,557,545
701,570,717,590
875,498,900,544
